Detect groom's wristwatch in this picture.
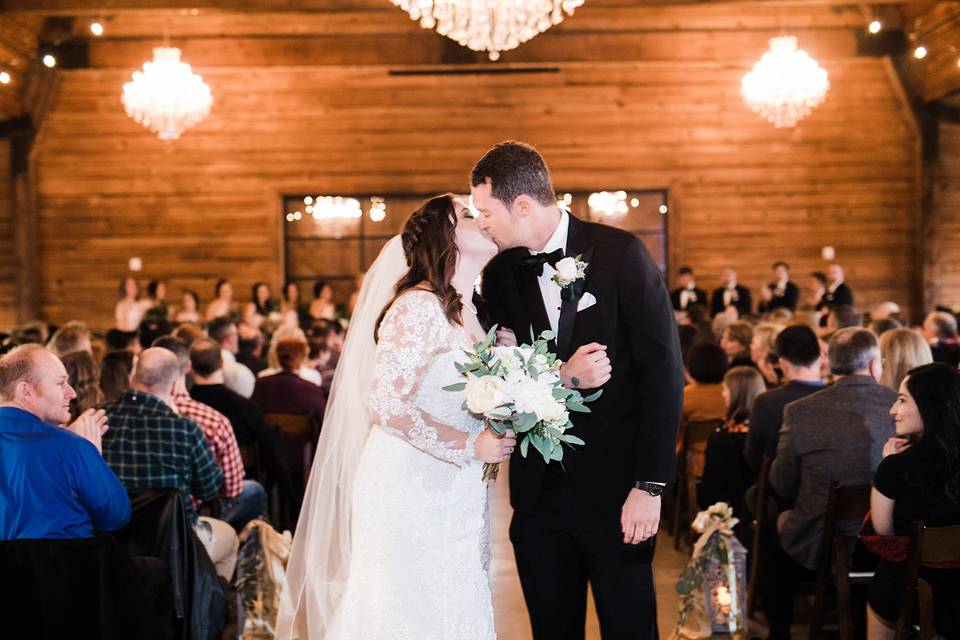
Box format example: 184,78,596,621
634,481,665,497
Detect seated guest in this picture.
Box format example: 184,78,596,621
711,267,752,318
699,365,765,521
0,345,130,540
102,348,237,580
763,328,896,640
143,279,169,323
677,325,700,364
105,328,140,353
923,311,960,367
752,322,784,387
154,336,267,532
174,290,201,324
253,339,327,421
744,324,825,472
115,277,149,332
189,339,293,513
47,321,92,358
824,304,862,332
242,282,280,330
306,319,344,387
879,328,933,392
807,271,827,309
720,321,754,369
820,264,854,312
758,261,799,314
871,301,903,324
308,280,337,322
670,265,708,312
682,342,728,426
258,326,322,386
137,318,172,352
62,350,105,422
172,321,204,345
866,363,960,639
205,278,237,322
100,350,136,403
236,323,268,376
869,317,903,337
207,317,256,398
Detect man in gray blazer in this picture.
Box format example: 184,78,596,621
762,328,896,640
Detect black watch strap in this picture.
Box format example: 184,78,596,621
634,481,665,496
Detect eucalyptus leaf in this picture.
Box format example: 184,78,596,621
582,389,603,403
442,382,467,392
519,437,530,457
563,434,585,446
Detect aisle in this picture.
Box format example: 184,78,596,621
488,462,687,639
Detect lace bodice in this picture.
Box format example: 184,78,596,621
367,290,484,467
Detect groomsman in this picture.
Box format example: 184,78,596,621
670,266,708,312
816,263,854,315
758,261,799,313
710,268,752,317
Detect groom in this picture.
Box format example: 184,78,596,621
473,141,684,639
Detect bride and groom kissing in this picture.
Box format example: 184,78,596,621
278,141,685,640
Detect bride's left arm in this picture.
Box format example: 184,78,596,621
367,292,480,466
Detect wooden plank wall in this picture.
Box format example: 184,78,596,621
0,138,15,329
931,121,960,312
32,58,920,328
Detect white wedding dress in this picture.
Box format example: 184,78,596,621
323,289,495,640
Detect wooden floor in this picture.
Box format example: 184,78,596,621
488,462,688,640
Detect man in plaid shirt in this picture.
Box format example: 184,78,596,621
102,348,239,580
154,336,267,530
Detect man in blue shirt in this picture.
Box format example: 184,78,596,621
0,344,131,540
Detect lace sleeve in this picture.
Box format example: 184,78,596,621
367,291,479,467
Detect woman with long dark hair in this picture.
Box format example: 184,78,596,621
243,281,279,329
280,194,511,639
867,363,960,639
114,277,148,332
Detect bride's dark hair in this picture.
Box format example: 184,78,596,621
375,194,462,341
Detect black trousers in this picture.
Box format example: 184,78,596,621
510,471,658,640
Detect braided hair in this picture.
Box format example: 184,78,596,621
375,193,462,341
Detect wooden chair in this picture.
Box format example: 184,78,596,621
262,412,319,527
671,418,723,550
894,522,960,640
809,482,873,640
747,454,773,618
237,442,264,484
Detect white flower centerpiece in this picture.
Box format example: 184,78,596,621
445,325,601,481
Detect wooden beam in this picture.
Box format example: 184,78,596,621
4,0,916,12
9,123,39,323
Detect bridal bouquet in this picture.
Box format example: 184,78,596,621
444,325,601,481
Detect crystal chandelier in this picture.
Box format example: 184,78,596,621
390,0,585,60
122,47,213,141
741,36,829,128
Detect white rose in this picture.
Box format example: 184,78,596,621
539,398,567,422
464,375,507,416
494,348,522,373
554,257,579,283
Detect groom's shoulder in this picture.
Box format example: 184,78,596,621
581,219,644,255
484,247,526,275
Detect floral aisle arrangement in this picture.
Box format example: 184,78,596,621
444,325,601,481
672,502,748,640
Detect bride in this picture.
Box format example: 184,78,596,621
278,194,516,639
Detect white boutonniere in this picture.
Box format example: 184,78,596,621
552,254,588,300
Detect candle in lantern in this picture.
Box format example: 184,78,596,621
716,585,732,609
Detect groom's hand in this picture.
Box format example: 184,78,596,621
495,328,517,347
560,343,611,389
621,489,661,544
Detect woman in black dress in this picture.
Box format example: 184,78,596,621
867,362,960,640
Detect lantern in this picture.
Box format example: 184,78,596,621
704,534,747,635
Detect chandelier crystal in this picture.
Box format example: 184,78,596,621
390,0,585,60
122,47,213,141
741,36,829,128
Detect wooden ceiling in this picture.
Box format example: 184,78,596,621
1,0,957,122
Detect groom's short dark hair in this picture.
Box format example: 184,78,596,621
471,140,557,208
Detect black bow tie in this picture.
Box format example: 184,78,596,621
520,248,564,277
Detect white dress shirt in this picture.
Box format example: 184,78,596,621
221,349,256,399
827,279,844,295
723,283,738,308
680,284,698,309
531,211,570,335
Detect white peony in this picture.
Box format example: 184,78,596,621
464,375,508,416
494,347,523,373
512,377,563,422
554,256,579,284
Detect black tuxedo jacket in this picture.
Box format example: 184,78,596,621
481,215,684,516
816,282,854,312
758,280,799,313
670,286,708,311
710,285,752,317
